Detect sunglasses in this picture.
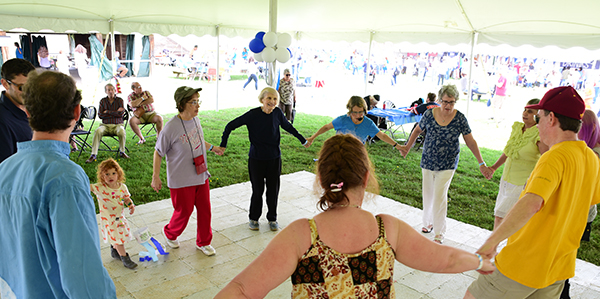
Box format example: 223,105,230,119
285,74,291,77
6,79,24,91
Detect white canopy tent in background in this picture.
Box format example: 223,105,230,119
1,0,600,111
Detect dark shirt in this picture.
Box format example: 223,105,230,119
220,107,306,160
0,91,32,163
98,96,125,124
414,102,439,115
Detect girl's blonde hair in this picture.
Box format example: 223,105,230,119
96,158,125,184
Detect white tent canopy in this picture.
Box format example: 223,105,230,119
1,0,600,49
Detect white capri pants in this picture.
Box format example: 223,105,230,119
422,168,456,236
494,178,524,218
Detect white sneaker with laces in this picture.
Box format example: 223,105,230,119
197,244,216,256
162,226,180,248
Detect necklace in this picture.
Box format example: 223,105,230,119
335,204,362,209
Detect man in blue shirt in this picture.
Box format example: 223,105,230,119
0,71,116,298
0,58,35,163
307,96,403,150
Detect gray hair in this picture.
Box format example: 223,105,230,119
438,84,460,102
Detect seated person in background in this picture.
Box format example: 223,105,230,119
412,92,439,115
115,51,128,78
215,134,494,298
86,84,129,163
128,82,163,144
37,46,51,69
364,94,380,110
307,96,401,150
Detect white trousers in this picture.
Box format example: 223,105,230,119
422,168,456,236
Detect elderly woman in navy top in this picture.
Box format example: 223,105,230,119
217,87,309,231
307,96,403,149
399,84,491,244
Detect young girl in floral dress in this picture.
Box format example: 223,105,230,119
91,158,137,269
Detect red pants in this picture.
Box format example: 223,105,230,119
164,179,212,247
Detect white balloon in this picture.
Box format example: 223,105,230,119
254,52,264,62
261,47,276,62
277,33,292,48
276,47,291,63
263,32,278,48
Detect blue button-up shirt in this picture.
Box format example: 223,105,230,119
0,140,116,298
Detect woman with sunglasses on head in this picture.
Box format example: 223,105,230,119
278,68,296,122
399,84,491,244
306,96,402,150
487,99,548,230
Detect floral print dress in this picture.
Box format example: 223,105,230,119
291,216,395,298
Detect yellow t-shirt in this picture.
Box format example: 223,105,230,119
496,141,600,289
502,122,541,185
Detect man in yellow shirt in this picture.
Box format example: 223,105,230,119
465,86,600,298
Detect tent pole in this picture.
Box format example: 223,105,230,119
365,31,374,95
466,31,478,117
268,0,277,87
109,17,116,77
216,25,220,112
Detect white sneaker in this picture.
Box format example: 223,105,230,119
197,244,216,256
162,226,180,248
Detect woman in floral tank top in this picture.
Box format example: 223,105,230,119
216,134,495,298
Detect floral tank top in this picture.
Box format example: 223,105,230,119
291,216,396,298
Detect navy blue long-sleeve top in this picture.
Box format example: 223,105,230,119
220,107,306,160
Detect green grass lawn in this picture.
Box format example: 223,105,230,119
72,107,600,266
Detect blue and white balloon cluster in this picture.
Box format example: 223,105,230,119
249,31,292,63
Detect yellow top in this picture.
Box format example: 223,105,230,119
496,141,600,288
501,122,541,185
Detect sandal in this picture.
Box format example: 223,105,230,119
434,234,444,244
421,225,433,233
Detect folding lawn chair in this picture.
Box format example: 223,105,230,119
99,109,130,158
70,105,96,159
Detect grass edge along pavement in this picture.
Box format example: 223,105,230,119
71,107,600,266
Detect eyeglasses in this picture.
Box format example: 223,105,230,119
188,100,201,105
441,100,456,105
350,110,365,115
285,74,291,77
6,79,24,91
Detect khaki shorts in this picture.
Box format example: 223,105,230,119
139,111,157,123
468,269,565,299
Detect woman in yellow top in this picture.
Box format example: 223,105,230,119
488,98,549,229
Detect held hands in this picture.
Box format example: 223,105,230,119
212,146,225,156
479,165,493,180
398,145,409,158
477,257,496,275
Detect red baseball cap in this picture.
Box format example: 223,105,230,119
525,86,585,120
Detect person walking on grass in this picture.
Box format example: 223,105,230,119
399,84,491,245
91,158,137,269
465,86,600,299
152,86,223,256
217,87,309,231
0,71,116,298
487,98,548,230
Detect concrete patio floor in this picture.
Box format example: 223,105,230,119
100,171,600,299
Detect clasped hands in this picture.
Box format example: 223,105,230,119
479,165,494,180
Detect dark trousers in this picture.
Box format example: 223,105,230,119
248,157,281,222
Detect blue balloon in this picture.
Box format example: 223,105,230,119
255,31,266,40
249,39,265,54
287,48,292,58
